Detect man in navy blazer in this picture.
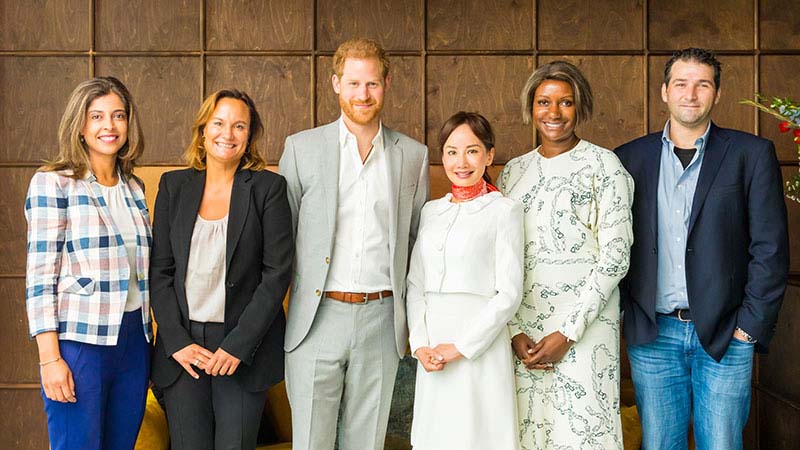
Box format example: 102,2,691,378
615,48,788,450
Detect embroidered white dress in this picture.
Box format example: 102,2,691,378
498,140,633,450
407,191,523,450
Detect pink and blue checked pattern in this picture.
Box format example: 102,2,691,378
25,170,153,345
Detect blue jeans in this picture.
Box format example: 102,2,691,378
43,310,150,450
627,314,754,450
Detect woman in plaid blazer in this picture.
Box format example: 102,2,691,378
24,77,152,450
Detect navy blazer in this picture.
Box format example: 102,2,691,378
615,123,788,361
149,168,293,391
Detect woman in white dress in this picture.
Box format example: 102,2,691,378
498,61,633,449
407,111,523,450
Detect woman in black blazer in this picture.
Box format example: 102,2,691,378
149,89,293,450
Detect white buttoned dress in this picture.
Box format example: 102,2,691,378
407,191,523,450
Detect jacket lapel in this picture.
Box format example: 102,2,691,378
174,170,205,276
321,122,340,237
383,127,401,251
226,169,252,268
642,134,662,242
688,124,729,236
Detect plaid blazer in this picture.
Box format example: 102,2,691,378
25,170,153,345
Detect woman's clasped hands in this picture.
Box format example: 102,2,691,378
172,343,241,379
414,343,464,372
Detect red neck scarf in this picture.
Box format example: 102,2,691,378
451,179,499,202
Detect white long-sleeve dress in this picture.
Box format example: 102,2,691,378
498,140,633,450
407,191,523,450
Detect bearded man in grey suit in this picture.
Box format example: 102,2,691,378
278,38,429,450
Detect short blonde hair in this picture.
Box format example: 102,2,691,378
520,61,593,125
332,38,390,79
184,90,266,171
42,76,144,178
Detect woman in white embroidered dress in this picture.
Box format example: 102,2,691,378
407,111,523,450
499,61,633,449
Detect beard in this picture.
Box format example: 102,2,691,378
340,96,384,126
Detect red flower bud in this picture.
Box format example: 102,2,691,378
779,121,791,133
794,129,800,138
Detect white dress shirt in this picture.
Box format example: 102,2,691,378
185,215,228,323
324,117,392,293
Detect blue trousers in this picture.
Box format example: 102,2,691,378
628,314,754,450
43,310,150,450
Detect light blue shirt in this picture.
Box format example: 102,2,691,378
655,121,711,314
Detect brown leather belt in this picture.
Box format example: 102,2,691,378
661,308,692,322
325,290,393,304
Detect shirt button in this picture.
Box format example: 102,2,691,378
325,257,330,264
436,244,443,251
677,264,682,269
315,289,321,297
676,237,681,242
675,209,680,214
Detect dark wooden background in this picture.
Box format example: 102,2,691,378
1,1,798,448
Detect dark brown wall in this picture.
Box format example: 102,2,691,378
1,1,798,448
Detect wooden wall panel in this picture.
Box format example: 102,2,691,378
757,392,800,450
647,56,754,134
0,279,38,383
0,0,89,51
427,56,534,164
0,388,48,450
316,56,423,143
0,168,37,276
648,0,754,50
783,167,800,274
539,55,645,150
206,56,313,164
0,57,88,163
205,0,313,51
759,55,800,162
427,0,533,51
95,56,200,165
96,0,200,51
758,280,800,403
759,0,800,49
316,0,423,51
538,0,643,51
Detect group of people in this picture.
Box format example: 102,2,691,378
24,37,788,450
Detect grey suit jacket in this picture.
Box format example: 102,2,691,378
279,121,430,357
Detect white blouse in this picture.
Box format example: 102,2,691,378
185,215,228,323
406,191,524,359
97,179,141,312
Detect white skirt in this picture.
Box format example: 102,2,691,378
411,292,520,450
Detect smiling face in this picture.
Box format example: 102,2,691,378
202,97,250,167
332,57,388,127
442,124,495,187
662,59,720,131
81,93,128,165
532,79,579,151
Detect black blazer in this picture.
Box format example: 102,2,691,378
615,123,789,361
149,168,293,391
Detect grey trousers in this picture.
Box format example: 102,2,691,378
286,296,400,450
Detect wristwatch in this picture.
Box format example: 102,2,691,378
735,327,757,344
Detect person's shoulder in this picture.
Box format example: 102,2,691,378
505,149,537,168
615,132,661,154
713,125,772,148
384,126,426,154
492,194,522,215
286,122,336,145
248,168,285,186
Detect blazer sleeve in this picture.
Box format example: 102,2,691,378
278,135,301,238
24,172,66,337
219,175,294,364
559,156,634,342
454,201,524,360
149,174,194,357
409,146,430,252
406,234,429,356
737,140,789,344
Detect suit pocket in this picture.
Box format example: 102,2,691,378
57,276,95,295
709,183,741,196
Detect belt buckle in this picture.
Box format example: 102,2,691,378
359,293,370,304
677,309,690,322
